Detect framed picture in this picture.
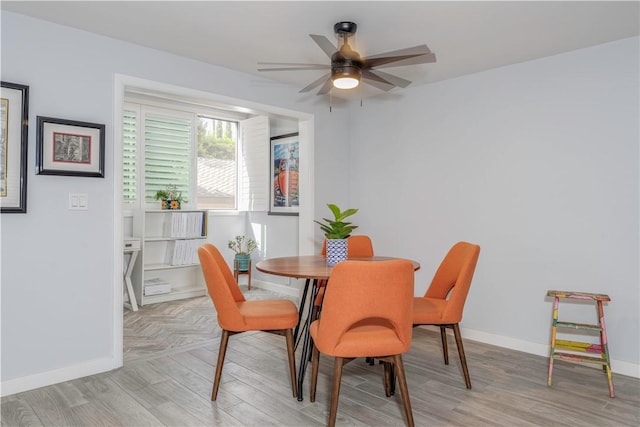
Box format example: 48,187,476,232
36,116,105,178
1,81,29,213
270,133,299,215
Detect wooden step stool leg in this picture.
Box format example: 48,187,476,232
597,300,615,398
547,296,559,387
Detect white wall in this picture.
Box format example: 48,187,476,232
348,37,639,374
0,11,350,394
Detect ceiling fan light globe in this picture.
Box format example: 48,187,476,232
331,65,361,89
333,77,360,89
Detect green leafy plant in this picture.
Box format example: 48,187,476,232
228,235,257,255
154,184,187,203
314,203,359,239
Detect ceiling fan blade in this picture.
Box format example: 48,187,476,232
372,52,437,69
258,65,330,72
310,34,337,58
363,45,434,68
364,44,432,60
299,73,331,93
363,69,412,88
361,69,397,87
317,78,334,95
258,62,329,67
362,78,395,92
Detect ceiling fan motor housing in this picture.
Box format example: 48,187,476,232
331,47,362,89
334,21,357,36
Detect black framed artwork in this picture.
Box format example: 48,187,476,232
269,132,299,215
0,81,29,213
36,116,105,178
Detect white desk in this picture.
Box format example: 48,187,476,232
123,238,140,311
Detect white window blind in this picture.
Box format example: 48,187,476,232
142,107,194,203
122,105,139,204
239,116,269,211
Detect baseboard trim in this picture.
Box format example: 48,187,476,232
250,279,301,299
0,357,117,397
442,326,639,379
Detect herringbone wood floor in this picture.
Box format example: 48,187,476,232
2,288,639,426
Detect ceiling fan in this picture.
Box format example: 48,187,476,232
258,21,436,95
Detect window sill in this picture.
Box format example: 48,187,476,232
206,210,245,217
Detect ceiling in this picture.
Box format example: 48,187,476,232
3,1,639,100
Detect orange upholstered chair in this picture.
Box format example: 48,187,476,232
198,243,298,400
310,260,415,427
313,235,374,320
413,241,480,389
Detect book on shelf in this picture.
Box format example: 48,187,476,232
164,238,204,266
163,212,205,238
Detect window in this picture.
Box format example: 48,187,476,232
122,95,267,211
122,104,194,207
142,108,192,203
196,116,238,210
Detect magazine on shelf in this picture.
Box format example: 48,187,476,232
144,277,171,295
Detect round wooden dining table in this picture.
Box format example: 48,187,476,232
256,255,420,401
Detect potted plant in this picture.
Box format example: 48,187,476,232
228,235,257,272
314,203,358,265
155,184,187,210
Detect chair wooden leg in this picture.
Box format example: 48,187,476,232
393,354,415,427
212,330,230,401
383,361,392,397
285,329,298,398
452,323,472,389
328,357,344,427
310,345,320,402
440,326,449,365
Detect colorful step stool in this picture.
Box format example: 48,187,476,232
547,290,614,397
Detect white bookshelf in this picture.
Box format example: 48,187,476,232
132,209,208,306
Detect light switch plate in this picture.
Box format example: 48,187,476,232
69,193,88,210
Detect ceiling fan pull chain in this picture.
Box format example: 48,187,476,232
329,92,333,112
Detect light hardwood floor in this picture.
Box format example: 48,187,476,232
2,290,639,426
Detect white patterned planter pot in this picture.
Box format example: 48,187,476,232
326,238,348,266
